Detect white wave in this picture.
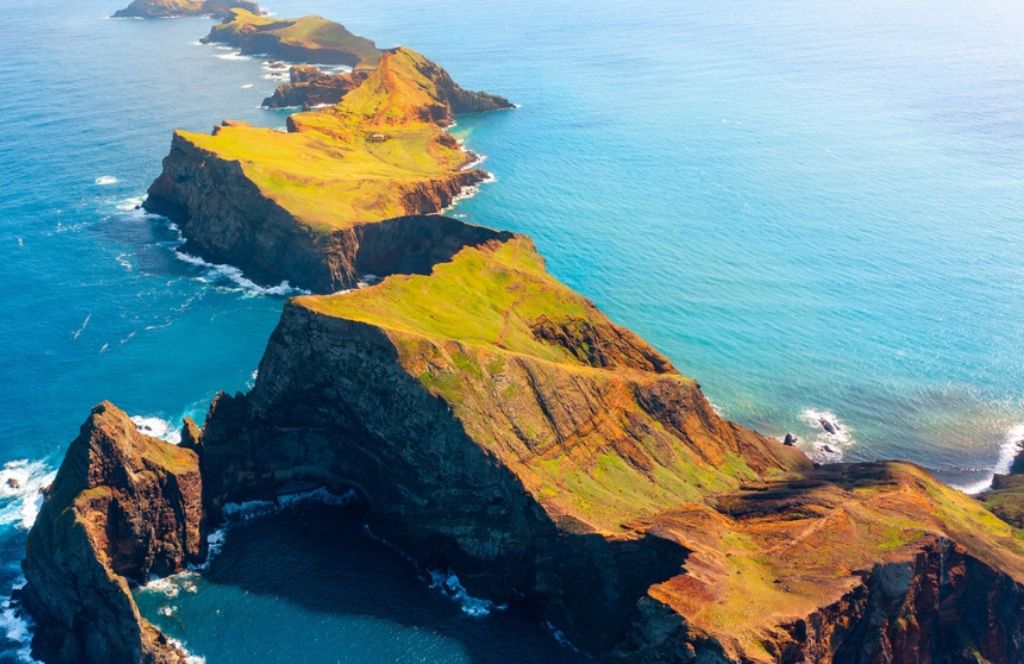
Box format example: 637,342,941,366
71,313,91,341
439,172,496,215
174,250,309,297
428,570,505,617
94,175,119,186
167,636,205,664
955,423,1024,495
130,416,181,445
1,577,39,663
241,83,254,89
115,195,144,211
217,51,250,61
16,237,23,248
798,407,855,463
192,488,358,571
0,460,56,530
115,253,133,271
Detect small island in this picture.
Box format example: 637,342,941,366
112,0,261,20
201,9,382,67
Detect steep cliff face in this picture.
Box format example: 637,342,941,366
189,237,1024,662
194,237,810,650
202,10,383,67
146,132,495,291
22,402,203,664
113,0,260,19
262,65,369,109
145,47,511,292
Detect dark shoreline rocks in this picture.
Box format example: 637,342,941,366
262,65,369,109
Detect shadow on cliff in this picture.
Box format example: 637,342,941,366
197,312,691,657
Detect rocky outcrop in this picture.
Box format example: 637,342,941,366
202,11,382,67
262,65,369,109
113,0,261,19
771,538,1024,663
21,402,203,664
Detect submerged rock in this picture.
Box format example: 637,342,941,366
22,402,203,663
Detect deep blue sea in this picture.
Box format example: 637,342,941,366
1,0,1022,660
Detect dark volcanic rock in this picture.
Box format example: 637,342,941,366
22,402,203,664
262,65,369,109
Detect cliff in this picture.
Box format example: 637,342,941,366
262,65,369,109
201,9,382,67
184,236,1024,662
21,402,203,664
145,47,511,292
261,60,513,113
112,0,261,19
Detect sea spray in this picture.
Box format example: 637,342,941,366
0,460,56,530
799,407,855,463
954,424,1024,495
428,570,506,618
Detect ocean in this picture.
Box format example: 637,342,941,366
0,0,1022,660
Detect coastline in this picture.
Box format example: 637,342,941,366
8,1,1024,663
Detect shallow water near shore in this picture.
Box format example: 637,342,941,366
0,0,1023,660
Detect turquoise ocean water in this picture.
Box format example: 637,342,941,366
0,0,1022,660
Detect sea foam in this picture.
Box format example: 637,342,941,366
954,424,1024,495
130,415,182,445
428,570,506,617
798,407,855,463
0,459,56,530
174,250,309,297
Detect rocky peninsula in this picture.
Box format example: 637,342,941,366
145,46,513,292
21,5,1024,664
113,0,261,20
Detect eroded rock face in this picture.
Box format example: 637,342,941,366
772,538,1024,663
262,66,369,109
22,402,203,664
